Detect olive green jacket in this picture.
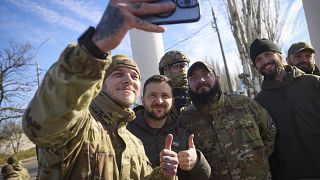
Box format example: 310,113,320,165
179,94,276,180
22,44,175,180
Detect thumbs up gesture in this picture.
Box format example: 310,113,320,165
178,134,198,171
159,134,179,178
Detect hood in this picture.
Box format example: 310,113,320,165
261,65,305,90
89,92,136,126
312,64,320,76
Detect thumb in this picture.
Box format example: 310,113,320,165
165,134,173,150
188,134,195,149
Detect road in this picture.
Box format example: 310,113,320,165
23,157,37,180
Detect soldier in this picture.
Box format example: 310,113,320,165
127,75,211,179
159,50,191,112
179,61,276,179
22,0,179,179
250,38,320,179
286,41,320,75
1,164,21,180
7,157,30,180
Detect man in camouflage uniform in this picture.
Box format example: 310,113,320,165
1,164,21,180
7,157,30,180
22,1,179,179
286,41,320,75
159,50,191,112
178,61,276,180
127,75,211,179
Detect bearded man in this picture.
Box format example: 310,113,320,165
179,61,276,180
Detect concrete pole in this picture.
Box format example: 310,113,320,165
302,0,320,66
129,29,165,103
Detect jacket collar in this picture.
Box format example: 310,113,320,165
261,65,305,90
90,92,136,126
194,93,225,114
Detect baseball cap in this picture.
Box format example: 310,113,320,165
288,42,315,56
187,61,215,77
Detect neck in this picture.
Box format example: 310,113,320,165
144,115,167,129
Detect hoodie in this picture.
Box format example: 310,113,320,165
255,65,320,179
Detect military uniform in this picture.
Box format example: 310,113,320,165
159,50,191,112
13,162,30,180
179,94,276,180
128,106,211,180
22,44,175,179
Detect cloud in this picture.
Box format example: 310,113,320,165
8,0,86,33
50,0,104,24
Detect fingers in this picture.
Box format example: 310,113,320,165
160,153,178,178
127,1,176,16
165,134,173,150
188,134,195,149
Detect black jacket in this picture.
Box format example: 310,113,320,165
127,106,211,180
255,65,320,179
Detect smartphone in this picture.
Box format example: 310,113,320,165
142,0,201,25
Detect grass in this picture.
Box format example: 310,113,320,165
0,147,36,165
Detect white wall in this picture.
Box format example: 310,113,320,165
303,0,320,66
129,29,165,104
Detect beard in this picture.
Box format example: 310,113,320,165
189,79,222,106
260,59,283,80
296,62,314,74
144,106,171,121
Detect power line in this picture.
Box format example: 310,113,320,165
165,21,212,51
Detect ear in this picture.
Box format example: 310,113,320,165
141,96,145,106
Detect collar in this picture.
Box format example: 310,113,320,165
90,92,136,126
195,93,225,114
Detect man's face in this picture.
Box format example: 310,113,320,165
188,67,216,94
288,50,315,73
188,66,222,105
142,82,173,121
164,62,188,77
103,67,140,108
255,51,283,79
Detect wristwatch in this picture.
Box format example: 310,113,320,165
78,26,109,59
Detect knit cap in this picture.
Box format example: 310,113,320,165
105,54,140,78
250,38,281,64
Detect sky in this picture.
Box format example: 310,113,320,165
0,0,310,89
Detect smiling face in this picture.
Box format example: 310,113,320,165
287,50,315,73
255,51,283,79
142,81,173,122
103,67,140,108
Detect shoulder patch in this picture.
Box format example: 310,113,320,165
268,116,276,130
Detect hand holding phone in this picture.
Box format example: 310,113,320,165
142,0,201,25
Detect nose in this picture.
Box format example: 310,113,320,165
123,73,133,84
155,97,164,104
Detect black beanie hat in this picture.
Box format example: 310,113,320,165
250,38,281,64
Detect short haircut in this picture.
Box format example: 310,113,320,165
143,75,173,96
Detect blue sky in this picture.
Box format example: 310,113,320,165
0,0,310,83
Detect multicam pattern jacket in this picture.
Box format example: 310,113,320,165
179,94,276,180
22,44,175,180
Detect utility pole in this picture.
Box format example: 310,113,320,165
207,0,233,94
36,38,50,87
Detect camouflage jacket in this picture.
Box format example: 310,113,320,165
22,44,176,180
179,94,276,180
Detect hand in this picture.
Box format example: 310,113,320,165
178,134,198,171
160,134,179,178
92,0,176,52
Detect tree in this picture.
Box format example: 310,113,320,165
0,41,35,123
0,120,24,153
224,0,283,97
203,56,241,93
